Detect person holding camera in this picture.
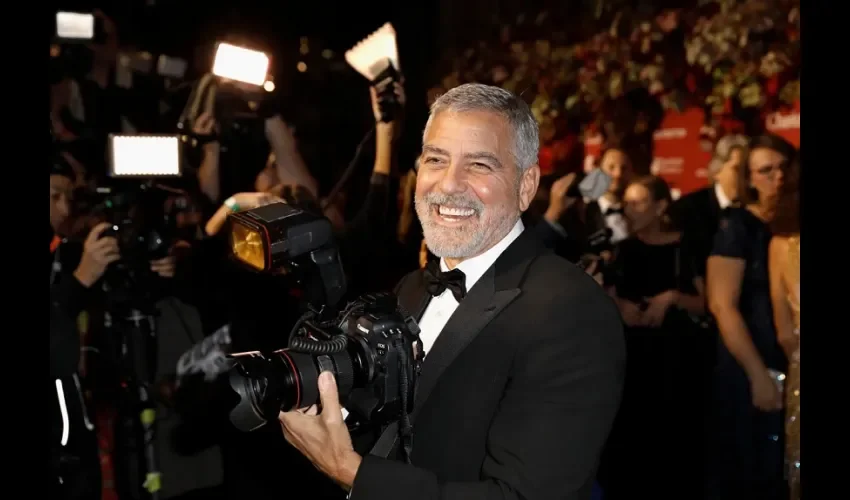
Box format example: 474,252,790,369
50,158,115,317
277,83,625,500
51,156,185,498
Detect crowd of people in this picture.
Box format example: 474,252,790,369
427,0,800,175
49,2,800,500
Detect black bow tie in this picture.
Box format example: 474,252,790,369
424,260,467,302
603,206,624,216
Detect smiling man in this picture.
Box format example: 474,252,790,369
278,83,625,500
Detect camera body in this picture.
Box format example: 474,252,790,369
105,190,170,262
176,74,271,147
228,291,422,432
71,182,184,305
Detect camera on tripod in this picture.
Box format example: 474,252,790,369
71,134,185,302
223,202,423,436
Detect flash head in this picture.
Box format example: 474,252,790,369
108,134,182,178
345,24,402,123
227,203,346,307
228,203,333,272
345,23,399,81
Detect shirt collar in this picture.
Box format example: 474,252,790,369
715,183,733,209
596,195,620,213
440,219,525,292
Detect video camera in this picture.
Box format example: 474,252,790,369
224,203,423,443
177,42,276,144
50,11,108,84
70,134,185,304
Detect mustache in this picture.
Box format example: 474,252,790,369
417,192,483,212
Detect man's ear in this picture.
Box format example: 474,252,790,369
518,164,541,212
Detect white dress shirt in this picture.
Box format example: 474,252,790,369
341,220,524,425
596,196,629,243
417,219,525,357
714,182,734,209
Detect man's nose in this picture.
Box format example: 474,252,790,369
437,163,467,194
58,200,70,217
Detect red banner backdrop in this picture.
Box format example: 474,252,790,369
650,107,710,198
582,107,709,198
765,102,800,148
581,102,800,199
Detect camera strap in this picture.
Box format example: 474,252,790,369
369,421,399,459
369,351,419,460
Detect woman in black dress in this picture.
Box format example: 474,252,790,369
705,134,796,500
598,175,708,500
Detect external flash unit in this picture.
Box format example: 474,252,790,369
228,203,335,273
345,23,402,123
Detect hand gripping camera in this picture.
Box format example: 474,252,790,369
224,203,423,440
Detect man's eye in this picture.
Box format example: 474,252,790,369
423,157,441,164
471,162,490,169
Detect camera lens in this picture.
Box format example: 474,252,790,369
228,347,358,432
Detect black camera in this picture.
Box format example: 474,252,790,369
228,292,421,431
73,183,174,260
68,182,179,308
97,185,173,261
224,203,423,437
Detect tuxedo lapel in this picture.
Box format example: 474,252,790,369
708,186,721,217
412,230,542,417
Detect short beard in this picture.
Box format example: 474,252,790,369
415,191,519,260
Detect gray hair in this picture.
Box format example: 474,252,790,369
708,134,749,177
423,83,540,171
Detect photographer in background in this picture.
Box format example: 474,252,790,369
50,155,118,318
52,158,198,500
50,154,102,500
182,69,317,204
51,9,133,182
50,158,178,318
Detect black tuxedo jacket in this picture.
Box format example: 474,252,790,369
350,229,626,500
668,186,722,275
